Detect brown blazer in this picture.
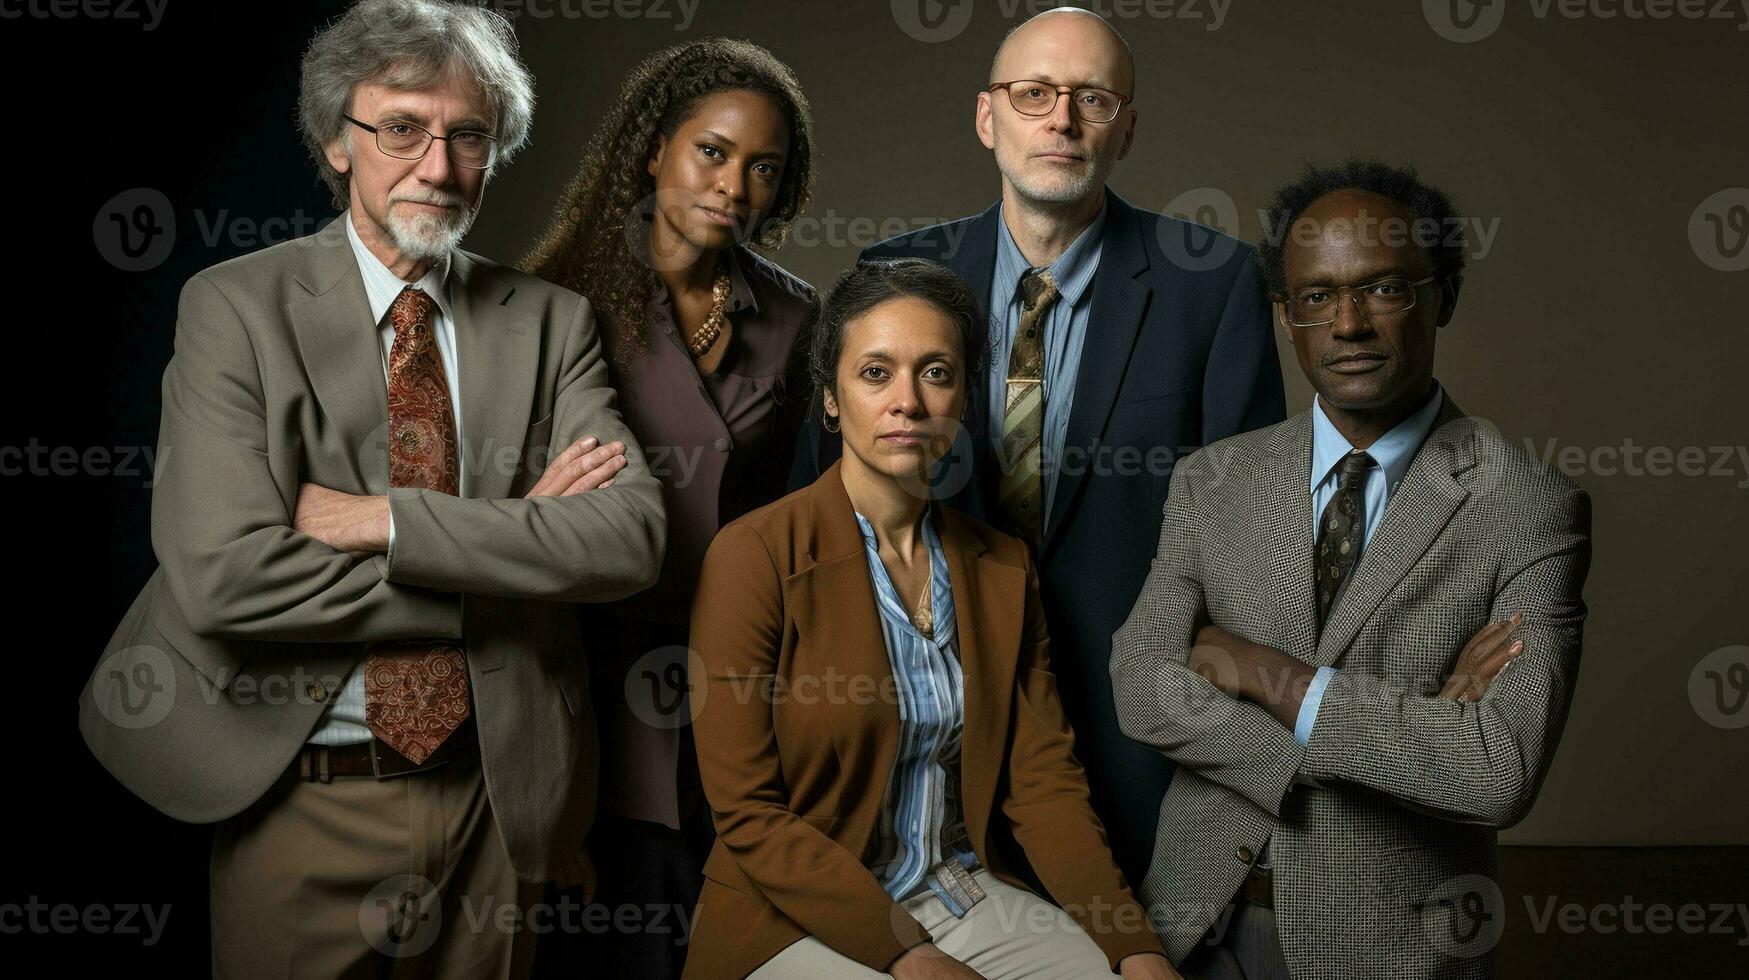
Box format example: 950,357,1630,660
684,459,1167,978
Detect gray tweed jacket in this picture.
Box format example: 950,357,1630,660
1111,392,1591,979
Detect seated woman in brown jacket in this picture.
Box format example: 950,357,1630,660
685,258,1179,979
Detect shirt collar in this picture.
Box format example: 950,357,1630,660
1311,382,1446,493
724,246,759,316
646,246,760,320
993,196,1108,311
344,209,453,326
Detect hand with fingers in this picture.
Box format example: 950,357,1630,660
524,436,629,498
1439,612,1526,702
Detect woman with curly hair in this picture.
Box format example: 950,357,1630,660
522,37,819,978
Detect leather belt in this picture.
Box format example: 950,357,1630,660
1241,863,1274,909
297,720,474,782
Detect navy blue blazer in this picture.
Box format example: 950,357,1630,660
790,188,1285,885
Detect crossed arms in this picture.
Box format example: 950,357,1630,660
151,272,665,647
1109,460,1591,828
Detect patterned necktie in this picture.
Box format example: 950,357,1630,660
364,286,471,764
1315,450,1376,627
997,268,1058,546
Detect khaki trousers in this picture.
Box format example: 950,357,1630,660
209,732,542,979
747,867,1113,979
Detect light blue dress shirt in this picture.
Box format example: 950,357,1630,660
306,213,460,747
985,201,1106,521
853,507,984,916
1293,384,1447,745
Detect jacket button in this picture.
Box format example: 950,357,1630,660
306,682,328,703
713,437,729,452
1236,846,1253,864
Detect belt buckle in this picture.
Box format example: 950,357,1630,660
932,855,987,914
369,738,442,779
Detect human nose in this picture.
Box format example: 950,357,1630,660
1044,88,1079,135
1329,288,1373,339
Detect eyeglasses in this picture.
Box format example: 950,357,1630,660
1281,275,1439,328
342,113,499,169
987,79,1131,124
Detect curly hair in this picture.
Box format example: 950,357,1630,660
1258,159,1467,298
521,38,815,367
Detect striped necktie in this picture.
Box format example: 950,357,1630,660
997,268,1058,545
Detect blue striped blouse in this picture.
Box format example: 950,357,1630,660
852,506,983,916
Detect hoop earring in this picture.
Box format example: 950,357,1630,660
822,414,840,433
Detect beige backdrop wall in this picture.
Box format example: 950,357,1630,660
465,0,1749,846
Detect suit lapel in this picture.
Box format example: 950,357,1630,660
1258,413,1321,662
1313,397,1472,668
288,216,390,493
450,251,539,500
788,462,901,841
1044,191,1152,555
937,509,1017,861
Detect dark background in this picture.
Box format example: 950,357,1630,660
6,0,1746,974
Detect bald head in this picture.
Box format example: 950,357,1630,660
989,7,1134,95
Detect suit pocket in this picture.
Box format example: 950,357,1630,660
1110,386,1193,424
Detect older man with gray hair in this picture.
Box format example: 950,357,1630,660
76,1,664,976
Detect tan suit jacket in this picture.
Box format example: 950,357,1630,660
684,460,1165,978
77,213,666,891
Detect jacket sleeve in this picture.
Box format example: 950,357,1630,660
688,522,932,972
383,294,666,603
1004,545,1170,971
1299,487,1591,828
1110,458,1308,817
151,272,462,645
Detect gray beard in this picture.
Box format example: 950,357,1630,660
386,205,473,262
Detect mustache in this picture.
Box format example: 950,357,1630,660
393,191,468,209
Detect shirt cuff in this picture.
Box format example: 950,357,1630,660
1294,666,1336,746
387,505,396,560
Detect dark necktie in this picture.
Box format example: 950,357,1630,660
997,268,1058,546
364,286,472,764
1315,450,1376,626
